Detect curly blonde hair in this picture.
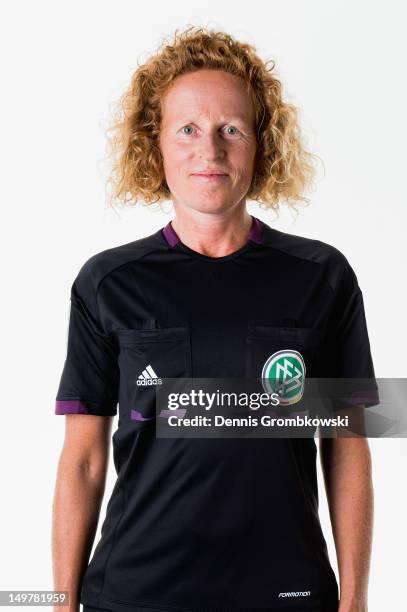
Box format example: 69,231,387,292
105,25,320,214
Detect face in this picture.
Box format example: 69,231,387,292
158,69,257,216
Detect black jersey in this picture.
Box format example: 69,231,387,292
55,216,377,612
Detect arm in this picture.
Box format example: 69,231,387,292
319,432,374,612
52,414,113,612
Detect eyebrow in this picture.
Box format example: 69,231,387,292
173,115,252,125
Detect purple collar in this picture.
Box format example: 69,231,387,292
162,215,264,249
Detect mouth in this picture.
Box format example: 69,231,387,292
191,173,229,182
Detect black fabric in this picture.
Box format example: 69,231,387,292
82,606,338,612
56,217,376,611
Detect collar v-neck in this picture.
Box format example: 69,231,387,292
161,215,264,262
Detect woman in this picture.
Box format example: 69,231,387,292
52,26,376,612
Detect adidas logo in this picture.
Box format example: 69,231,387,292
136,365,162,386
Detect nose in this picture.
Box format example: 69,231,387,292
198,131,226,161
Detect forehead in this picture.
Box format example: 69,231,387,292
161,69,254,122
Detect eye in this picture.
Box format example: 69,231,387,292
181,125,194,135
223,125,240,136
180,124,241,137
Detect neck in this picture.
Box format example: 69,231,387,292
170,205,254,258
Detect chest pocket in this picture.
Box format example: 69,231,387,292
117,326,192,423
246,325,321,404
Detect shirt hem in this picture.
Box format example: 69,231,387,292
81,592,338,612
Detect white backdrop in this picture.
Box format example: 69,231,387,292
1,1,406,611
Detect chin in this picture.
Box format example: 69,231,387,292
187,199,233,215
182,190,235,212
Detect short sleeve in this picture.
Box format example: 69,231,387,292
319,257,379,409
54,263,119,416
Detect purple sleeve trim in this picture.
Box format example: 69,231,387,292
130,409,156,421
130,408,188,421
55,400,89,414
158,408,187,418
347,389,381,407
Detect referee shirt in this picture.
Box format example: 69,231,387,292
55,215,377,612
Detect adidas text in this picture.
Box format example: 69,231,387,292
137,365,162,386
137,378,162,386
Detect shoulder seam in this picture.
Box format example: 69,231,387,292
261,241,337,296
94,244,167,297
